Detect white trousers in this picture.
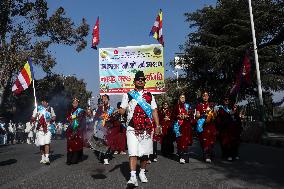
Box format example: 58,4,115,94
35,131,51,146
126,127,153,157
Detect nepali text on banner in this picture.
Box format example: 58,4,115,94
99,44,165,95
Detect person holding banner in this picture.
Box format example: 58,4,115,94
31,97,56,165
120,71,161,187
195,91,217,163
172,94,194,164
66,98,85,165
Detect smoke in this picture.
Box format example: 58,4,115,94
48,93,72,122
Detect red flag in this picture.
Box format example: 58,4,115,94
230,51,251,95
92,17,99,50
241,52,251,85
230,80,241,95
149,9,164,46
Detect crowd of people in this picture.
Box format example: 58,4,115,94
1,71,243,188
64,71,242,187
0,119,67,146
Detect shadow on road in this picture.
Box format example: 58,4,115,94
91,167,107,180
159,137,284,188
211,159,284,188
109,161,129,181
159,152,179,162
0,159,17,166
50,154,64,161
91,174,107,179
82,154,88,161
126,184,136,189
210,144,284,188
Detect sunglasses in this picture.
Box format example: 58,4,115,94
135,77,146,82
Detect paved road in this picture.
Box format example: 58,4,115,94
0,139,284,189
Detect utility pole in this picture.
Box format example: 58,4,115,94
174,54,185,89
248,0,264,122
172,70,179,88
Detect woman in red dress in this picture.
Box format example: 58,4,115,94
195,91,217,163
158,101,175,157
172,94,194,164
215,97,242,161
66,98,85,165
107,102,127,155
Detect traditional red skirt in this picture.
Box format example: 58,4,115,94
176,120,193,152
66,128,84,152
198,122,216,150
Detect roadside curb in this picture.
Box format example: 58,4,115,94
261,135,284,148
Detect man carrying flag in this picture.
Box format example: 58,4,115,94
12,59,34,94
92,17,100,50
149,9,164,46
31,96,56,165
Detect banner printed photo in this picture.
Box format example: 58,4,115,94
99,44,165,95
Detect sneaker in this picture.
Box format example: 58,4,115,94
45,158,50,165
103,159,109,165
120,151,127,155
227,157,233,161
40,159,45,164
139,172,148,183
113,151,119,155
147,160,151,164
153,158,158,162
44,157,50,165
179,158,186,164
127,176,138,187
235,156,240,160
205,158,212,163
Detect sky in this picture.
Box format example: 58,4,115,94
32,0,284,107
33,0,217,104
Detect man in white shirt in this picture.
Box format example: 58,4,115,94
119,71,161,187
31,97,56,165
8,120,15,144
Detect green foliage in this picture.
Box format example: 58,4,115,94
174,0,283,103
0,0,90,108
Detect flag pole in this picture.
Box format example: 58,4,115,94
248,0,265,123
29,57,37,111
32,79,37,111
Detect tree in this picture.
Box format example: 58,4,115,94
176,0,283,104
9,74,91,122
0,0,89,110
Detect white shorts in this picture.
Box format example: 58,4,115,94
28,131,34,138
127,127,153,157
35,131,51,146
